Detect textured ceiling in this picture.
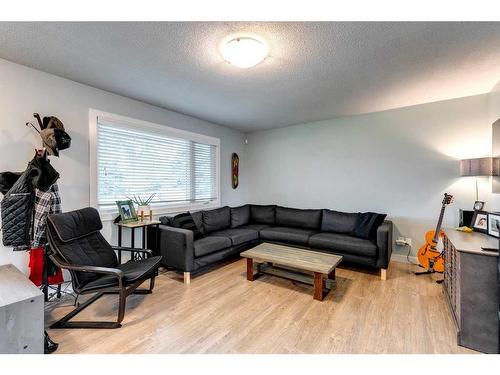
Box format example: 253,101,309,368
0,22,499,132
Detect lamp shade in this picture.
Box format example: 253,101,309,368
460,157,500,176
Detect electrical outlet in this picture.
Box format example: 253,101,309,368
395,237,406,246
396,237,412,246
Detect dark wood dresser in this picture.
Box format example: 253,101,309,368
443,230,499,353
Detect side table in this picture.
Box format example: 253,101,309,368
115,219,161,262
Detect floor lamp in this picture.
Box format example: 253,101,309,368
460,157,500,205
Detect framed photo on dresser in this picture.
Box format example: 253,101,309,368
487,212,500,238
471,210,488,233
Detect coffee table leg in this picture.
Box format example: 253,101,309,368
328,269,336,280
313,272,324,301
246,258,254,281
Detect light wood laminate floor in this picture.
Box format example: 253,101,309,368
46,260,475,354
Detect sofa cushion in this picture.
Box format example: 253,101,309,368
159,216,171,225
230,205,250,228
189,211,205,234
202,206,231,233
209,228,258,246
193,236,232,258
275,206,322,230
81,256,162,293
250,204,276,225
352,212,387,240
259,226,317,246
321,210,358,234
171,212,202,239
238,223,270,232
309,232,377,257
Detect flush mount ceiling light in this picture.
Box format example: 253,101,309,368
220,37,268,68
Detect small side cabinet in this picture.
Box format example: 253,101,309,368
443,230,499,353
0,264,44,354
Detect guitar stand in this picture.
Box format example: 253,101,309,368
415,267,444,284
415,269,434,276
415,264,433,276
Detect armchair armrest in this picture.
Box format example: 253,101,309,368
49,253,124,290
376,220,393,269
156,225,195,272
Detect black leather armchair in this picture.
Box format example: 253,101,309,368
46,207,162,329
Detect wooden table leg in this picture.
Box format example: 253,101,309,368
328,268,336,280
313,272,324,301
246,258,254,281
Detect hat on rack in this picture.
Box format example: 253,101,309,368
39,116,71,156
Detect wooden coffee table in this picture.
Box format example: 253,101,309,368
240,242,343,301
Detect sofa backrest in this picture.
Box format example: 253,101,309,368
202,206,231,233
189,210,205,234
321,209,358,234
275,206,322,230
230,205,250,228
250,204,276,225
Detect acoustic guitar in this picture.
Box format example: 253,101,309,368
416,193,454,273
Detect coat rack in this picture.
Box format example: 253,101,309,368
25,114,62,301
24,113,61,354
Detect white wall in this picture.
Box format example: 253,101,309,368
490,81,500,121
245,93,495,257
490,81,500,194
0,59,248,274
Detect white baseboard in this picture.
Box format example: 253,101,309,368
391,253,418,264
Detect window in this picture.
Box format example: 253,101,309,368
90,110,220,214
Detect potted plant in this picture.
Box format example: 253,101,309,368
127,193,156,217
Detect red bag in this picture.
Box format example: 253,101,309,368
28,247,63,287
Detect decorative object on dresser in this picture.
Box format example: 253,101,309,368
459,209,474,228
487,212,500,238
473,201,485,211
471,210,488,233
241,242,343,301
443,229,499,353
416,193,453,276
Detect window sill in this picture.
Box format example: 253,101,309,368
98,201,221,222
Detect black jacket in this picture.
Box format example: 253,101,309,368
1,156,59,249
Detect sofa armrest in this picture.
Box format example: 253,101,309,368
156,225,195,272
376,220,393,269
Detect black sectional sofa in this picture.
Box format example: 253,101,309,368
149,204,392,283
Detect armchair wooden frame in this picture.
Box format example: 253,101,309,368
48,244,157,329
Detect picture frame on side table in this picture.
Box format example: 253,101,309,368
116,200,138,224
487,212,500,238
471,210,488,233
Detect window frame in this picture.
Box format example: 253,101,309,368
89,109,221,220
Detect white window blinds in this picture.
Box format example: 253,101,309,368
96,117,218,208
